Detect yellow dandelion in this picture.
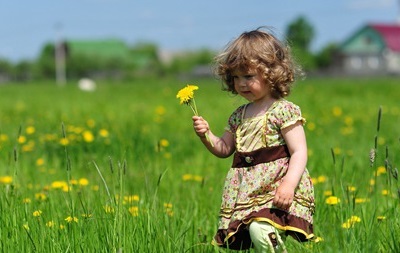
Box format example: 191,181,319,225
0,176,13,184
124,195,140,204
325,196,340,205
65,216,78,223
350,216,361,223
23,198,31,204
381,189,390,196
78,178,89,186
104,205,114,214
35,192,47,201
355,198,369,204
18,135,26,144
0,134,9,142
51,181,68,189
33,210,42,217
59,138,69,146
99,129,109,138
332,106,342,117
59,224,65,230
376,166,386,176
347,186,356,192
81,213,93,218
82,130,94,143
46,221,55,227
159,139,169,147
317,175,327,183
193,175,203,182
377,216,386,221
128,206,139,216
176,84,199,106
182,174,193,181
323,190,333,196
26,126,36,135
369,179,375,186
36,158,44,166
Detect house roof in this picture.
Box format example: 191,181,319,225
369,23,400,52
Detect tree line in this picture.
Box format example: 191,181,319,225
0,16,337,83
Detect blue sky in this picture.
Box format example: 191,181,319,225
0,0,398,62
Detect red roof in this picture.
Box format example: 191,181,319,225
370,23,400,52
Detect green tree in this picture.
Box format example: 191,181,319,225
315,43,338,69
285,16,316,71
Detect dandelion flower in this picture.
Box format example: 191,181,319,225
46,221,55,227
129,206,139,216
176,85,199,106
82,130,94,143
176,84,214,147
325,196,340,205
0,176,13,184
33,210,42,217
65,216,78,223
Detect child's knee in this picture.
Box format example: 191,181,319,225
248,221,286,253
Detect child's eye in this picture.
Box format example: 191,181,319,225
244,75,255,79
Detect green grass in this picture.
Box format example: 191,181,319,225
0,77,399,252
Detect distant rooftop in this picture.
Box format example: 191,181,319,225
369,23,400,52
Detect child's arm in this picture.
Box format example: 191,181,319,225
273,121,308,210
192,116,235,158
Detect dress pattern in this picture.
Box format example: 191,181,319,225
213,99,315,250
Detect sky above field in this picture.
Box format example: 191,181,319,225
0,0,399,62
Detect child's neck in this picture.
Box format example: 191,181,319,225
246,98,278,118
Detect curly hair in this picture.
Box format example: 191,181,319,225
214,27,303,99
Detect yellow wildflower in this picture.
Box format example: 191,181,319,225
0,176,13,184
78,178,89,186
59,138,69,146
129,206,139,216
33,210,42,217
18,135,26,144
325,196,340,205
82,130,94,143
65,216,78,223
35,192,47,201
176,85,199,105
99,129,109,138
46,221,55,227
26,126,36,135
376,166,386,176
36,158,44,166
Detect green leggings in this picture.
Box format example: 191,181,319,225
248,221,287,253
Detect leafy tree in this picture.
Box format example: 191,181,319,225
285,16,316,71
315,43,338,69
285,16,315,51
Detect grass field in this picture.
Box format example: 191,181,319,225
0,77,399,252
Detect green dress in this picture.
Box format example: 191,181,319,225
213,99,315,250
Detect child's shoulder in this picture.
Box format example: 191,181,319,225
272,99,301,111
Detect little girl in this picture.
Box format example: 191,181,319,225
192,28,315,252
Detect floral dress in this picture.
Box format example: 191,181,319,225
212,99,315,250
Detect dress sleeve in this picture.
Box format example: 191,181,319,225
225,105,246,133
268,101,306,130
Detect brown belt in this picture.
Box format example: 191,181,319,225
231,145,290,168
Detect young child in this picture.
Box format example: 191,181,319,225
192,28,315,252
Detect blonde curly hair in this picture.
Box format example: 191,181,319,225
214,27,303,99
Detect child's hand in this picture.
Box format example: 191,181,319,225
192,116,210,138
273,181,295,210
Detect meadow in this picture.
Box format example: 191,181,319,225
0,77,399,252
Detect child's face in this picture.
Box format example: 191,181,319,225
232,69,270,102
